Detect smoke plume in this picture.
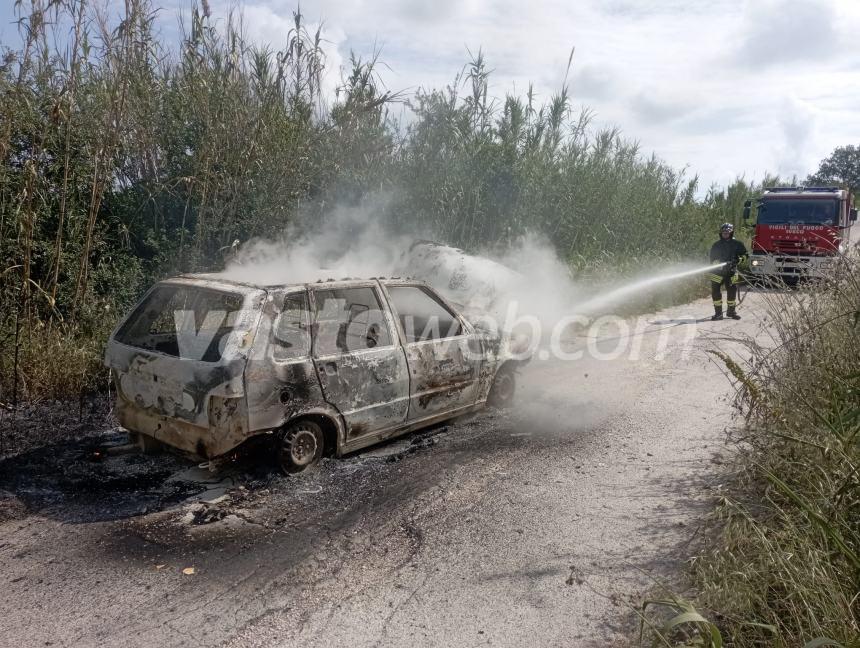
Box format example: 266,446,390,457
217,192,712,336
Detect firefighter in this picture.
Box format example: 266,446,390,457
708,223,747,320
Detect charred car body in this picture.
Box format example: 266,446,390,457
105,276,523,472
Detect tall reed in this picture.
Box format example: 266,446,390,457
695,260,860,646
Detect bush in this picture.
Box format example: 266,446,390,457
696,263,860,646
0,314,115,404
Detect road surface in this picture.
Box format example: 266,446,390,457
0,294,770,647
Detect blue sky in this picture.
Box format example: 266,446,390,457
2,0,859,190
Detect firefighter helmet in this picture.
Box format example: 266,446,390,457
720,222,734,237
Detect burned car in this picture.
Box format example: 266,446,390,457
105,276,524,472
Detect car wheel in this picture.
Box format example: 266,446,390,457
278,420,325,474
488,366,516,408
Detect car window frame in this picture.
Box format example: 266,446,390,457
380,281,472,346
269,287,313,363
309,282,399,359
111,280,256,364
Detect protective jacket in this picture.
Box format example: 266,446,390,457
709,238,747,274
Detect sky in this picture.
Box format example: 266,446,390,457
2,0,859,190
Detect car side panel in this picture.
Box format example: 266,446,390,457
313,347,411,439
401,336,481,420
244,289,331,434
311,283,411,441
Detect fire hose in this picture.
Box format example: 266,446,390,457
715,260,749,307
737,271,749,306
712,261,749,306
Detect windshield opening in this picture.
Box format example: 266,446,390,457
757,199,838,225
115,285,245,362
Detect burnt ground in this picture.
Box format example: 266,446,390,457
0,295,771,648
0,397,115,460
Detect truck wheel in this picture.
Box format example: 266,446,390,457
278,420,325,474
488,366,516,408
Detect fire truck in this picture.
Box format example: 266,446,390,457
743,186,858,280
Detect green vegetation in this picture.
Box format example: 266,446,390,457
695,265,860,647
807,144,860,193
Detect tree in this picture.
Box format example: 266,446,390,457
807,144,860,192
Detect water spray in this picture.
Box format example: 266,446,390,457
573,262,728,315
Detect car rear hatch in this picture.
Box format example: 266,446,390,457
104,278,266,458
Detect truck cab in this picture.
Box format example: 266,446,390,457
743,186,858,280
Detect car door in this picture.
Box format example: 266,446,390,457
245,288,329,433
311,283,410,440
382,283,481,421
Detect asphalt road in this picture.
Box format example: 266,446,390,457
0,294,770,648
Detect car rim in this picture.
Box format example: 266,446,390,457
289,428,318,466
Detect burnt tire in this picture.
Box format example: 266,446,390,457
278,420,325,474
488,365,516,408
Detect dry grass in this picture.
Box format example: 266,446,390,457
690,259,860,647
0,315,113,404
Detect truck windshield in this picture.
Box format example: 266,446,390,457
757,199,838,225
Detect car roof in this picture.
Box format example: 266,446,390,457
168,273,429,291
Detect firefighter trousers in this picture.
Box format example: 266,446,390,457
707,272,739,313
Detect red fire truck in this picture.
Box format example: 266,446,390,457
743,186,858,280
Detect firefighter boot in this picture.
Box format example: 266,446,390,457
711,282,725,321
726,295,740,319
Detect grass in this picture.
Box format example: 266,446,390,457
638,595,725,647
0,314,114,405
686,260,860,647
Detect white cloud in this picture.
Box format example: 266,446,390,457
570,65,619,101
734,0,839,68
629,91,696,125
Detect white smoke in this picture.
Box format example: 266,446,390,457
217,193,418,285
391,234,588,333
216,194,587,334
217,193,714,337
